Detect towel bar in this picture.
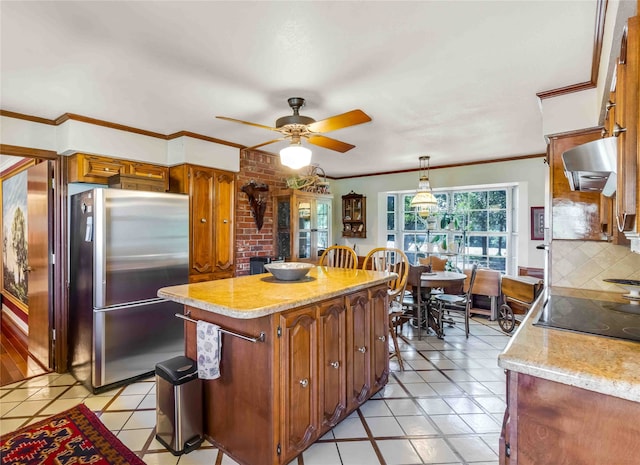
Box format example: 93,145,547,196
174,313,266,343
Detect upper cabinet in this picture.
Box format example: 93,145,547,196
549,128,607,240
169,164,236,282
617,15,640,236
342,191,366,238
67,153,169,191
273,189,333,263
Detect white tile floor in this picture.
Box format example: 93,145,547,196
0,315,509,464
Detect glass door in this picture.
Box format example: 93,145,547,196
315,199,331,258
297,201,312,260
275,197,291,259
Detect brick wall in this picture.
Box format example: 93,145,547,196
235,149,291,275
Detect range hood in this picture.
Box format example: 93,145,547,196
561,137,617,197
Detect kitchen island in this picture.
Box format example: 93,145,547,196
498,287,640,465
158,266,394,465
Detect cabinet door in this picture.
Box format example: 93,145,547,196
190,166,215,274
280,308,318,459
346,291,371,410
549,129,605,240
213,170,234,272
370,286,390,390
618,16,639,233
274,196,292,259
317,298,347,429
314,199,331,258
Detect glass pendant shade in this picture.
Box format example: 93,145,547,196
410,155,438,215
280,144,312,169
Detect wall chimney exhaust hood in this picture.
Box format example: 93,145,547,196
561,137,617,197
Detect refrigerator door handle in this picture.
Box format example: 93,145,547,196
94,297,169,312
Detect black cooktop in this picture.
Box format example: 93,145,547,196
534,295,640,343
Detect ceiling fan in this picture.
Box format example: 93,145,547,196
216,97,372,153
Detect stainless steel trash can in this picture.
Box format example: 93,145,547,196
155,356,203,455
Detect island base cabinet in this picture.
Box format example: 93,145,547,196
280,308,319,459
501,371,640,465
184,283,389,465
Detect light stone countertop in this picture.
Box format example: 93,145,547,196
498,286,640,403
158,266,394,319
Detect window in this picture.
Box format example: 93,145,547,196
387,186,514,273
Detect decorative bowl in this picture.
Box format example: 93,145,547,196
264,262,314,281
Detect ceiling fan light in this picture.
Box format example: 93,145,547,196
280,144,312,169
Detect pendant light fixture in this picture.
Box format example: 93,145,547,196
279,134,312,169
410,155,438,216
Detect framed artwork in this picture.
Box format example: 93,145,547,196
2,163,32,308
530,206,545,241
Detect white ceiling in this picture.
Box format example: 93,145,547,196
0,1,622,178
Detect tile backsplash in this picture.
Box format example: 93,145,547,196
552,240,640,291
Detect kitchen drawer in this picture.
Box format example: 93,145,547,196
83,156,126,179
67,153,127,184
128,162,169,181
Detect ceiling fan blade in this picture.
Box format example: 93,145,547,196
216,116,279,132
306,135,355,153
306,109,371,133
245,138,286,150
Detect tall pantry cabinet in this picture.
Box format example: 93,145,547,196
169,164,236,282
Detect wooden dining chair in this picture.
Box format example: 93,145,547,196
318,245,358,269
362,247,410,370
419,256,448,272
433,263,478,338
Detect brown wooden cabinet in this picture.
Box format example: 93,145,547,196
346,291,372,410
342,191,366,238
184,283,389,465
273,189,333,263
67,153,169,190
318,297,347,429
617,15,640,235
280,307,318,458
548,128,607,240
67,153,128,183
500,371,640,465
169,164,235,282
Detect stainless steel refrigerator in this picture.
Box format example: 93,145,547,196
69,188,189,392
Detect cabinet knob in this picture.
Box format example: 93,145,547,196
223,219,228,224
613,123,627,137
357,346,367,353
200,218,207,223
377,335,386,342
104,168,110,171
330,361,340,369
299,378,309,388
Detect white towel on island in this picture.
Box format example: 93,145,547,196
196,320,222,380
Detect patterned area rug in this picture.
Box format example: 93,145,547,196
0,403,145,465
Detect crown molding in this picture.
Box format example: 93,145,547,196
1,109,240,148
537,0,607,100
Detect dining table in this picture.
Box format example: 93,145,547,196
416,270,468,339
